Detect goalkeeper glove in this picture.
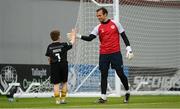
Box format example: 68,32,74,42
76,33,82,39
126,46,134,60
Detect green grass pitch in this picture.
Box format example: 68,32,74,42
0,95,180,108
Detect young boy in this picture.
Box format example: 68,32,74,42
45,29,76,104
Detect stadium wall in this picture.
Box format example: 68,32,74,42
0,0,79,64
0,0,179,67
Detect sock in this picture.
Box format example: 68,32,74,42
61,84,67,101
54,92,60,102
61,92,66,101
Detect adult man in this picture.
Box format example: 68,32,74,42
77,7,134,103
45,29,76,104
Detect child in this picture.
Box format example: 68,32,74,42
45,29,76,104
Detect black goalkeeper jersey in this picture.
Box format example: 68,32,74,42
45,42,72,63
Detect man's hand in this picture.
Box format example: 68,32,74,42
76,33,82,39
73,28,81,39
67,29,76,40
126,46,134,60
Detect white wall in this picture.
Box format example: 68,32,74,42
0,0,79,64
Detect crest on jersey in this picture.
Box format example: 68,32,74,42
0,66,18,91
111,25,115,29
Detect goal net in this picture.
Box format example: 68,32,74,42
68,0,122,96
67,0,180,96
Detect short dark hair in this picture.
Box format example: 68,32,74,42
50,30,60,41
96,7,108,15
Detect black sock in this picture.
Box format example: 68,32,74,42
100,70,108,94
116,69,129,91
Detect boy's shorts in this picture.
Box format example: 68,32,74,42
50,62,68,84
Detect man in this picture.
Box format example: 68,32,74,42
76,7,134,103
45,29,76,104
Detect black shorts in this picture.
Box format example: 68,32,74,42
99,51,123,71
50,62,68,84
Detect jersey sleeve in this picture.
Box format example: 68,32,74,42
62,42,73,51
45,46,50,57
90,24,100,36
112,20,125,33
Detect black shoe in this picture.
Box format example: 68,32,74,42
97,98,107,104
124,93,130,103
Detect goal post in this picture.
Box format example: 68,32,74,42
69,0,122,97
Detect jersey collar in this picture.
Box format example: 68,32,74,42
101,19,110,24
